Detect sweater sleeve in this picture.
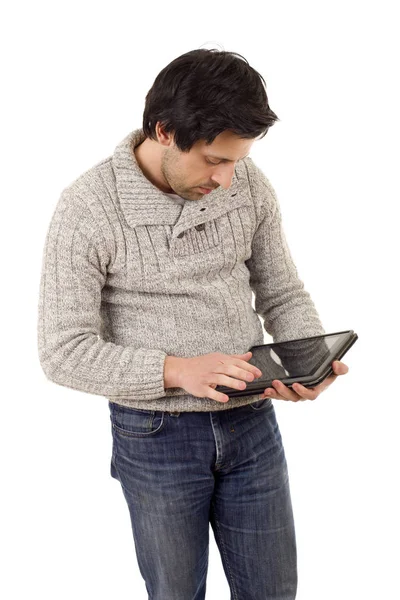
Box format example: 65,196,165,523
244,162,326,343
37,190,168,401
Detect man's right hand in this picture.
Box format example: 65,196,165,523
165,351,263,404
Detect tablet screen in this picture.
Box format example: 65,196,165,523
248,332,345,382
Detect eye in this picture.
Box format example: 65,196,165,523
206,158,220,165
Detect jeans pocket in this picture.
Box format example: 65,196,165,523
249,397,273,411
108,401,166,438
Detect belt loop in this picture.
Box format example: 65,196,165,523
169,411,180,417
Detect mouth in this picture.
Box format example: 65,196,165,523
198,186,216,194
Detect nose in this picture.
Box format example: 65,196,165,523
211,165,236,190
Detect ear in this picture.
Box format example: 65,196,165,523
156,122,175,148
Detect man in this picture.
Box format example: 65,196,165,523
38,48,348,599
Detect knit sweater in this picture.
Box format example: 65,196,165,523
37,128,326,412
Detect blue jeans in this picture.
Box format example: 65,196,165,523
108,398,297,600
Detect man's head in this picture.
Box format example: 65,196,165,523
136,48,279,201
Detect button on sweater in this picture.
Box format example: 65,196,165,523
37,128,325,412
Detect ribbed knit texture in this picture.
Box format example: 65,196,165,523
37,128,325,412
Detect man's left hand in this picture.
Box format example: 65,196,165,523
259,360,349,402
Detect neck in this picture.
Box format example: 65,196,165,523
133,138,174,193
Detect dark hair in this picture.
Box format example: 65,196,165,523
142,48,280,152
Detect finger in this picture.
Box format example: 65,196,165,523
260,387,284,401
317,374,337,392
291,382,319,400
233,351,252,359
332,360,349,374
261,388,290,402
316,370,342,393
271,380,304,402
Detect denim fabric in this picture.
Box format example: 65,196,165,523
108,398,297,600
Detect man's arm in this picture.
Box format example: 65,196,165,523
244,159,326,343
37,189,168,401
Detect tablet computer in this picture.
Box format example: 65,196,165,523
215,329,358,398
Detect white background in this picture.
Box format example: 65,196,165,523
1,1,399,598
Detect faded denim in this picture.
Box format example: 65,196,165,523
108,397,297,599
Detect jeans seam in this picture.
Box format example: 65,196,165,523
211,502,239,600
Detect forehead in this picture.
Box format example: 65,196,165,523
195,131,255,161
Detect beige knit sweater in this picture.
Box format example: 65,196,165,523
37,128,325,412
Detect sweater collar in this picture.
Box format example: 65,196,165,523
112,128,251,234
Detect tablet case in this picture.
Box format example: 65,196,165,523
216,330,358,398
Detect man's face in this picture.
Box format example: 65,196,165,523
160,130,255,201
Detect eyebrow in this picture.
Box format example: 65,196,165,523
206,153,250,162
